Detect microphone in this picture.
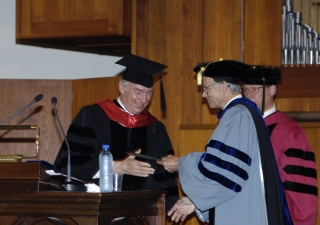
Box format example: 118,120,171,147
51,97,87,191
1,94,43,125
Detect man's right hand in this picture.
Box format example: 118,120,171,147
156,154,179,173
113,149,155,177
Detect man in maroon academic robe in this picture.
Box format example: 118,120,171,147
241,67,318,225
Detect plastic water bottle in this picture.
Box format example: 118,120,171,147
99,144,113,193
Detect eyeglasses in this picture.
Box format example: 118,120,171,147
242,86,269,95
202,82,217,93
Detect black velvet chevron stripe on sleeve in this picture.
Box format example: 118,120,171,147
283,181,318,196
284,149,316,162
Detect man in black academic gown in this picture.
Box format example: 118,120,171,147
53,54,178,209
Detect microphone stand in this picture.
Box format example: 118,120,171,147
1,94,43,125
52,97,87,191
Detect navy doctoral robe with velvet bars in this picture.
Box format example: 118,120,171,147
53,99,178,209
178,98,293,225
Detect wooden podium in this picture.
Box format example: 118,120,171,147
0,163,165,225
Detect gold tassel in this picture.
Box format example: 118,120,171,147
197,67,205,85
196,58,223,85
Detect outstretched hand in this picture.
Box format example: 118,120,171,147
168,197,196,222
113,149,155,177
156,154,179,173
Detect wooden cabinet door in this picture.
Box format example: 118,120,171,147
16,0,132,55
16,0,129,38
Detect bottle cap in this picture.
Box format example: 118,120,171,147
102,144,110,151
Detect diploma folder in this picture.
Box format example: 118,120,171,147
126,152,162,161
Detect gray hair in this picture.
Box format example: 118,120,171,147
212,77,241,93
226,83,241,93
120,79,130,90
213,80,241,93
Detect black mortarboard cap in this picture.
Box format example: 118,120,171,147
193,59,251,85
116,53,167,88
241,66,281,116
241,66,282,85
116,53,168,112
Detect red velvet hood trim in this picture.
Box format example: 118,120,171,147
95,99,157,128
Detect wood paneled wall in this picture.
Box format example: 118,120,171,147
72,76,121,119
0,80,72,164
244,0,282,66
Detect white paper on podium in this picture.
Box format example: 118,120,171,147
85,183,100,193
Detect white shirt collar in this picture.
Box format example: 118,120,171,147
117,97,134,115
223,94,242,110
263,103,276,118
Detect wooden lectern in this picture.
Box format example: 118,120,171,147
0,162,165,225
